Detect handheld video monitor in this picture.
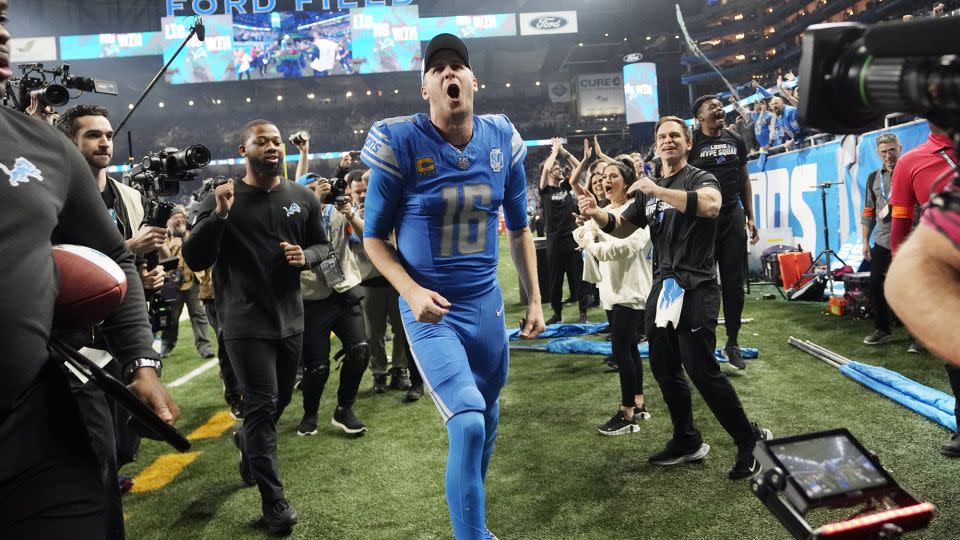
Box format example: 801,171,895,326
761,428,895,513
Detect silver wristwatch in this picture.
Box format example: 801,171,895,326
125,358,163,381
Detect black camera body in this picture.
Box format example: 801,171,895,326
328,176,350,204
126,145,211,197
3,63,118,112
798,17,960,134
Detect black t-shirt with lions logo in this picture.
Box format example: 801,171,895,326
688,129,747,212
539,184,578,250
621,164,721,290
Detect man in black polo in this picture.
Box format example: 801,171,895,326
183,119,330,534
688,95,759,369
578,116,771,480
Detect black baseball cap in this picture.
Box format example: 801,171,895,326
690,94,720,120
422,33,470,78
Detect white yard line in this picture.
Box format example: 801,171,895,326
168,358,219,388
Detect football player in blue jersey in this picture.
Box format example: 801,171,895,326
360,33,545,540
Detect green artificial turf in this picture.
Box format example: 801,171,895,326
123,238,960,539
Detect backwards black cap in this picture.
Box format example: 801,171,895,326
690,94,720,121
422,33,470,79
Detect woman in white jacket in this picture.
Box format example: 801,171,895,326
571,147,654,436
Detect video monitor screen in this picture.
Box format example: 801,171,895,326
162,15,235,84
232,11,353,79
60,32,165,60
623,62,660,124
350,5,421,75
770,434,890,502
418,14,517,41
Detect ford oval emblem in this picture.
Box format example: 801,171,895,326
623,52,643,63
532,16,568,30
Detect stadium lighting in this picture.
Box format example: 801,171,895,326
394,89,399,94
216,99,222,104
575,129,583,133
366,90,372,96
277,95,283,101
535,81,541,86
307,93,315,99
674,35,679,39
505,82,511,87
736,54,746,60
623,37,627,41
645,36,651,41
188,100,194,106
158,102,164,108
480,84,486,89
245,97,251,103
735,33,745,39
604,33,609,37
128,103,134,110
578,42,583,47
734,13,744,20
346,91,353,98
602,126,607,131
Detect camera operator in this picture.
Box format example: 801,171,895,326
294,172,369,437
578,116,771,479
350,169,418,398
885,119,960,458
0,2,179,536
159,205,213,360
182,119,331,534
55,104,166,291
689,95,760,370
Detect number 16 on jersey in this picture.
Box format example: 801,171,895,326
439,183,493,257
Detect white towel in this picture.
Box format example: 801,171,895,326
654,277,685,329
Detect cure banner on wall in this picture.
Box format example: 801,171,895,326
746,120,931,259
162,15,235,84
60,32,165,61
577,73,625,117
623,62,659,124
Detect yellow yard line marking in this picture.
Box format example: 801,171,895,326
130,451,201,493
187,410,237,441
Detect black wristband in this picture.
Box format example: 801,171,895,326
685,191,699,215
600,212,617,233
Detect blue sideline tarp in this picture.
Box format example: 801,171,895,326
506,322,609,341
512,337,759,363
840,361,957,432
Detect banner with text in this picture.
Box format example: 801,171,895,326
577,73,625,117
519,11,578,36
747,120,931,258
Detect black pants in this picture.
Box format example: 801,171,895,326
715,207,747,346
947,364,960,430
868,244,893,333
611,305,645,407
547,241,588,316
301,291,368,418
225,335,302,505
0,364,106,539
203,300,242,403
646,281,755,449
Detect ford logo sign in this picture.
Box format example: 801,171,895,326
532,16,568,30
623,52,643,63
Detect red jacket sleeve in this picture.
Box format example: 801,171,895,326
889,155,917,254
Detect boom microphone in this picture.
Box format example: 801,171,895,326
195,18,206,42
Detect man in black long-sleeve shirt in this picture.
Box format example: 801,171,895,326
0,2,179,535
183,119,330,535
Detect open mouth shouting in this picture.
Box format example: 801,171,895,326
446,81,462,105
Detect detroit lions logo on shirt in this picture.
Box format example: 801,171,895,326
0,157,44,187
284,203,302,217
489,148,503,173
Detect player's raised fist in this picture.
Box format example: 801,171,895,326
215,178,235,217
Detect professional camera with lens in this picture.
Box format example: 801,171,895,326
328,176,350,204
798,16,960,134
126,145,212,197
2,63,118,113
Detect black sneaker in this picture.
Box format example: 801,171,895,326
546,313,562,325
293,366,303,390
372,374,387,394
907,340,926,354
863,329,894,346
941,433,960,458
390,369,412,391
229,399,244,420
232,430,256,486
261,498,298,535
296,415,318,437
578,312,589,324
405,383,423,402
603,355,618,371
597,410,640,436
724,345,746,370
634,404,651,421
648,441,710,466
729,425,773,480
331,405,367,435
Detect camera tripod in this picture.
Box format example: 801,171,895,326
791,181,846,297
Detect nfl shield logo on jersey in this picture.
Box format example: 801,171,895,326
489,149,504,173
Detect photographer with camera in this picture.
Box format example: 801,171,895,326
183,119,331,534
0,2,179,535
56,104,166,292
159,205,213,360
294,171,369,437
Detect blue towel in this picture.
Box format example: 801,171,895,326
506,322,609,341
840,362,957,432
512,337,759,363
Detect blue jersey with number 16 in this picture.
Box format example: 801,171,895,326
361,113,528,301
